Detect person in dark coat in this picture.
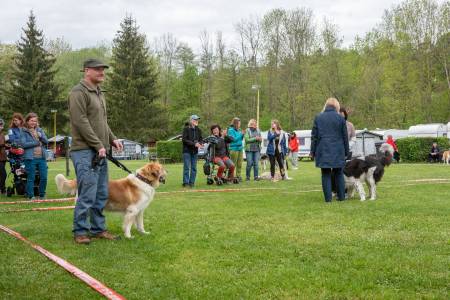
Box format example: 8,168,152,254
182,115,203,187
310,98,349,202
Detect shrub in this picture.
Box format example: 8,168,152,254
396,137,449,162
156,140,182,163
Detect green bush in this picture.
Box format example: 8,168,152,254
396,137,449,162
156,140,182,163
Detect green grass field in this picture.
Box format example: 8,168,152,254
0,160,449,299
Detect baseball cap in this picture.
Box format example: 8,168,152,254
81,58,109,71
190,114,200,120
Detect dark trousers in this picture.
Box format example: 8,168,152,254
321,168,345,202
0,161,6,193
269,152,285,178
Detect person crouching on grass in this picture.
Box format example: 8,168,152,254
210,124,236,185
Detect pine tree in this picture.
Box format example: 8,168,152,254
108,16,164,142
3,11,61,130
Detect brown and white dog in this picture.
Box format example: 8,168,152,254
442,150,450,165
55,162,166,238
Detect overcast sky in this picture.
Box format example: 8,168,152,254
0,0,443,51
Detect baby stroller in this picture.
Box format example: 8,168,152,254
202,136,238,185
6,145,40,197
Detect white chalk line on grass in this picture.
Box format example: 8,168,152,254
0,225,126,300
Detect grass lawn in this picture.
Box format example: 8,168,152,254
0,159,449,299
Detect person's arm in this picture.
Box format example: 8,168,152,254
37,128,48,145
342,119,349,157
310,118,319,157
69,90,104,151
182,127,195,147
244,130,257,144
267,131,276,142
19,132,39,149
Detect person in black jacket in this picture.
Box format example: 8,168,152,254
428,142,441,163
182,115,203,187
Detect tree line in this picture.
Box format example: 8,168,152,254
0,0,448,144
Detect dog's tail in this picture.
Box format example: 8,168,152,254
55,173,77,195
55,174,66,194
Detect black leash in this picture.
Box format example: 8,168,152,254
91,152,133,174
106,153,133,174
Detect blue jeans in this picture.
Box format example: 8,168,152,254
245,151,260,179
24,158,48,198
321,168,345,202
183,152,198,185
71,149,109,236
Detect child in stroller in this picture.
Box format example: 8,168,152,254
6,144,40,197
203,125,239,185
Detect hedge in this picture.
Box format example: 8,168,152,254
396,137,449,162
156,140,182,163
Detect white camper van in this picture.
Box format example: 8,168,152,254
408,123,448,138
293,130,312,160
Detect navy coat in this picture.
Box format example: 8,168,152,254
311,106,349,168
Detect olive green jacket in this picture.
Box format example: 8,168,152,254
68,80,116,152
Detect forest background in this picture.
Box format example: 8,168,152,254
0,0,449,143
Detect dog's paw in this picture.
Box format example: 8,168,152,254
360,198,366,201
138,230,150,235
124,233,134,239
369,198,376,201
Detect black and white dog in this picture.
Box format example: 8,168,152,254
344,143,394,201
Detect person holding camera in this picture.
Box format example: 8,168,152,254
267,119,287,182
19,113,49,200
244,119,262,181
182,115,203,188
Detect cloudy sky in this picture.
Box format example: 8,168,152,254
0,0,442,51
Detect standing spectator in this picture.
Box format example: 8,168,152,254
386,135,400,163
311,98,349,202
8,112,25,145
228,117,244,181
339,107,356,159
182,115,203,188
288,132,299,170
69,58,123,244
244,119,262,181
267,120,287,182
428,142,441,163
20,113,48,200
0,119,7,195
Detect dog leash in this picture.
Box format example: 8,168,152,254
92,152,133,174
105,153,133,174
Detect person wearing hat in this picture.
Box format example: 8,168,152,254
68,58,123,244
0,118,7,195
182,115,203,187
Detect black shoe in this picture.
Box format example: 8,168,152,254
189,183,194,188
182,183,188,187
246,177,250,181
254,177,260,181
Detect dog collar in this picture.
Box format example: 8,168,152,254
136,173,153,186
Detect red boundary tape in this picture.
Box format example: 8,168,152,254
0,198,76,205
0,224,126,300
0,206,75,213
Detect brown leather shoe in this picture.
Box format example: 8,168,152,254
92,231,121,240
74,235,91,244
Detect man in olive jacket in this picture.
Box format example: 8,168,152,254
69,58,123,244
